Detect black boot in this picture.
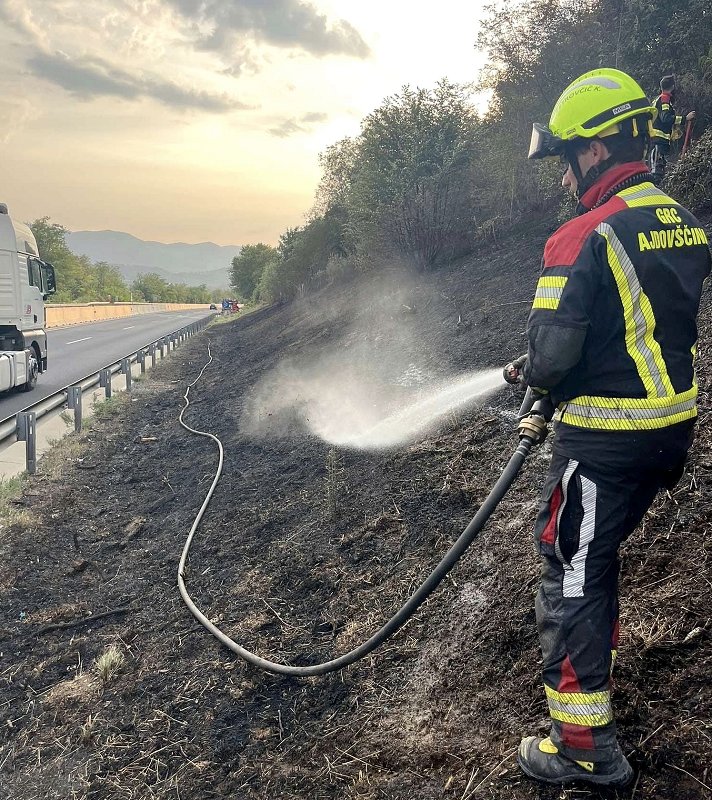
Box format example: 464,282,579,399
517,736,634,787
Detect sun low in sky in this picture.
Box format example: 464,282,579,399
0,0,489,246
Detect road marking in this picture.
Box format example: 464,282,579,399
66,337,92,345
123,325,135,330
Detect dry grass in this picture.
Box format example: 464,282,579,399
36,428,95,481
79,714,101,745
91,393,129,421
0,475,32,532
94,645,125,683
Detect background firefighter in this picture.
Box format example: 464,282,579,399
505,68,711,788
649,74,696,185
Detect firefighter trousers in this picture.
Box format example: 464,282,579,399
650,139,671,185
532,444,673,763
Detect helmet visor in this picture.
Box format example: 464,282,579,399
528,123,565,160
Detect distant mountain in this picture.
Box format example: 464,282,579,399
66,229,239,290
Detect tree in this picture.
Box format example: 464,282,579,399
313,137,360,218
92,262,129,301
132,273,170,302
230,244,278,298
30,217,95,302
347,80,481,269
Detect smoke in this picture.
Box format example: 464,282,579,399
240,354,502,451
0,97,39,145
240,268,504,450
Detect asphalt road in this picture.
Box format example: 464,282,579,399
0,310,215,420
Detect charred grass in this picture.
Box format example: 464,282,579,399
0,224,710,799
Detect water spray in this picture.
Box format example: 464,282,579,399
177,345,554,676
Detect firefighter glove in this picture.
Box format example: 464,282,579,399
503,353,528,385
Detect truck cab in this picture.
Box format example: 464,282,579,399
0,204,56,392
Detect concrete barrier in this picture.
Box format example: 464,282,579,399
46,302,210,328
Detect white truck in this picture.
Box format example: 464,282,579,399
0,204,56,392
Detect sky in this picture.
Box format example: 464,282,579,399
0,1,491,246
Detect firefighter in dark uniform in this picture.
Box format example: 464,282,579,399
504,68,711,788
650,75,696,185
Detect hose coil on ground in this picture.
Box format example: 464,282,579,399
178,342,542,676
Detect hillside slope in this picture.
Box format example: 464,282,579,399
1,221,710,800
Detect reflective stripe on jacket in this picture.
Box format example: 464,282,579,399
652,92,684,141
524,162,711,432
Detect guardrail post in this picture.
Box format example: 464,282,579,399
67,385,83,433
121,359,132,391
138,349,146,374
100,368,112,398
149,343,157,368
16,411,37,475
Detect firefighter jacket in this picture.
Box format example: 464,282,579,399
523,161,711,434
652,92,684,141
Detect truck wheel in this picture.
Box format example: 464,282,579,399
20,353,39,392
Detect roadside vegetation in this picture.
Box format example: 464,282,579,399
0,475,31,532
230,0,712,305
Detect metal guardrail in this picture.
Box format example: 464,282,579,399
0,314,214,473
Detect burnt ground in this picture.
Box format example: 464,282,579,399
1,220,710,800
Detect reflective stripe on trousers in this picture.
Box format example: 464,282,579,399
534,450,665,762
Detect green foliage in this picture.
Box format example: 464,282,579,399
230,243,278,299
130,272,210,303
254,211,353,303
254,258,284,304
93,262,130,302
602,0,712,125
476,0,712,216
31,218,102,302
666,128,712,213
334,81,481,270
245,0,712,306
313,138,360,218
130,273,167,303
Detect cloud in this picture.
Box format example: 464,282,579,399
0,0,48,47
301,111,328,123
164,0,370,58
269,110,328,137
269,119,305,138
27,51,249,112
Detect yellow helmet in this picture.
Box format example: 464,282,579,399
529,68,655,160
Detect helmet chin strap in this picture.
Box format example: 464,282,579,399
570,151,617,203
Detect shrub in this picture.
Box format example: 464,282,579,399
666,128,712,214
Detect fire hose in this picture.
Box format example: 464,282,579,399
178,345,553,676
